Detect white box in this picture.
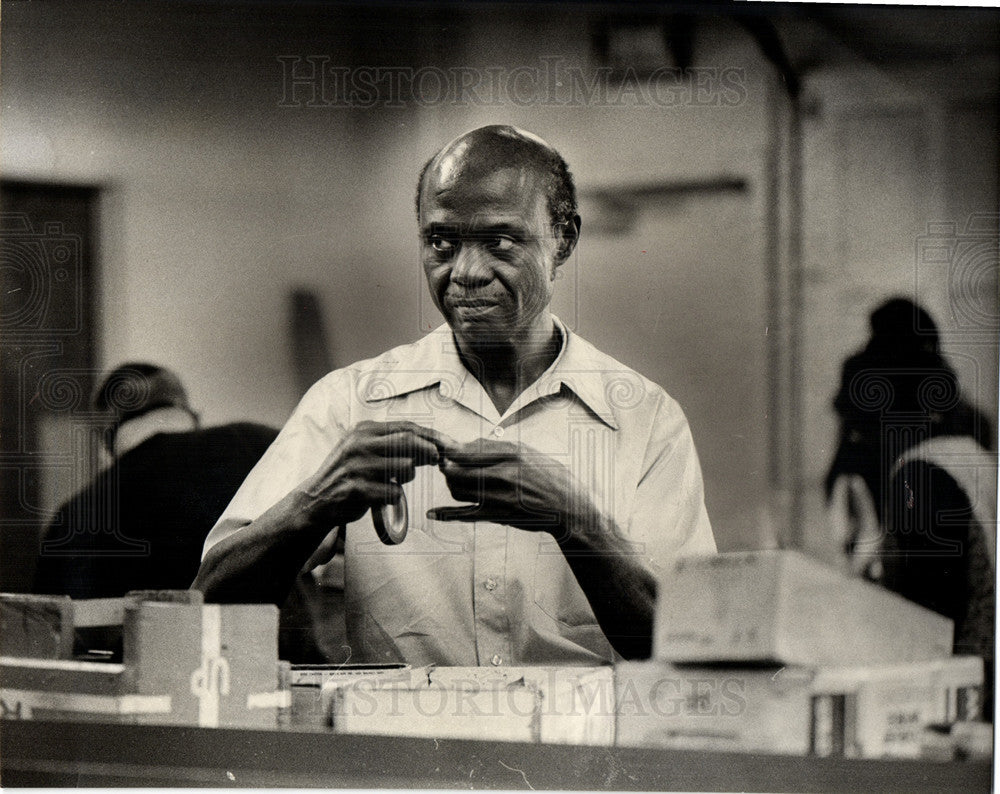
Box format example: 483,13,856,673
614,657,984,758
289,664,411,727
329,665,616,745
655,551,954,665
426,666,615,746
330,673,541,743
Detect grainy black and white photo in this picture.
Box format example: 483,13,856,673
1,1,997,791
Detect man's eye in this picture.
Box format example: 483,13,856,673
489,236,515,253
429,236,455,253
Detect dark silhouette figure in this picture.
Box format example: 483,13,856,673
826,299,996,718
34,363,278,599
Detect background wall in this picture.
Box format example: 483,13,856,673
1,1,996,586
797,25,999,559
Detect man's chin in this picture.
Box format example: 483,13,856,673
450,302,502,319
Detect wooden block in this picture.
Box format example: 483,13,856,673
124,589,204,605
655,551,954,666
0,594,74,659
0,657,171,723
123,601,282,728
72,598,132,628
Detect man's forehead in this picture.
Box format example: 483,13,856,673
432,139,473,187
427,130,550,188
419,128,555,223
421,168,548,230
431,163,540,200
433,125,551,171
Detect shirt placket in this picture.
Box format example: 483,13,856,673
472,522,512,667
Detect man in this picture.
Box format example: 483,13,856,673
35,363,278,599
195,125,715,665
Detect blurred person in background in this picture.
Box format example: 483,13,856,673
33,362,278,592
825,298,996,717
33,363,340,660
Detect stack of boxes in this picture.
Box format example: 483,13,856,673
2,550,984,755
1,590,289,727
615,550,985,758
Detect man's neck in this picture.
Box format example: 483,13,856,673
113,407,197,457
454,315,562,416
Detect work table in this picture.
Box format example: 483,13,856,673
1,717,990,791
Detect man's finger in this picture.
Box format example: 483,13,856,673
371,432,441,465
382,457,417,484
364,421,456,452
359,478,404,507
437,460,491,501
427,504,483,522
440,442,518,466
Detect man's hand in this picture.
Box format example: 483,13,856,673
194,420,451,605
299,420,449,529
428,438,595,540
429,435,656,659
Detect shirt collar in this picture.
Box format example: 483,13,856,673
362,317,619,430
356,324,468,404
542,317,620,430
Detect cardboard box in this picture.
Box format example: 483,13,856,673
655,551,954,666
614,657,984,758
426,666,615,746
329,666,615,746
0,590,203,661
1,599,287,729
330,672,542,743
289,663,411,727
0,657,170,722
123,601,283,728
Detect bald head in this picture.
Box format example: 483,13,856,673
416,125,578,235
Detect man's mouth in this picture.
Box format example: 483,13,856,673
446,295,502,312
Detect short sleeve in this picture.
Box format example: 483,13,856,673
627,392,715,578
200,371,351,558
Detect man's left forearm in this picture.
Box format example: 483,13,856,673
554,510,657,660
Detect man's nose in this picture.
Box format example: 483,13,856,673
451,243,492,286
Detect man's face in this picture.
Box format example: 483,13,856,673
419,160,562,346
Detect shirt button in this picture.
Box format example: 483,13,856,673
491,654,503,666
485,578,498,591
492,426,504,438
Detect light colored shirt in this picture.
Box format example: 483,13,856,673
203,318,715,666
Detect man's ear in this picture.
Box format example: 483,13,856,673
554,214,581,267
